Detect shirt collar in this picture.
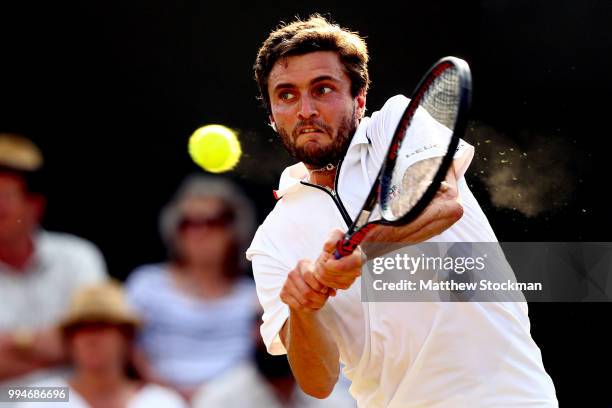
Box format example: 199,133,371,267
273,117,371,199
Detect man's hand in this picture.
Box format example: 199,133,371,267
0,328,65,381
313,229,364,290
28,327,65,364
280,259,334,312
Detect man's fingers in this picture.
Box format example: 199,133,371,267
322,229,345,254
311,244,363,290
282,276,327,311
302,268,329,294
298,259,329,294
293,271,329,304
323,250,363,275
283,261,332,310
280,281,304,309
314,266,361,290
282,290,309,311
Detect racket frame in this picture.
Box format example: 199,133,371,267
335,56,472,257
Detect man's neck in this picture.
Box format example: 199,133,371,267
306,165,337,189
0,235,34,270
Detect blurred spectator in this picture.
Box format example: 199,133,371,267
125,175,258,399
23,281,186,407
0,133,107,393
192,316,357,408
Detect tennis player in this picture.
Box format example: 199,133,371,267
247,15,558,407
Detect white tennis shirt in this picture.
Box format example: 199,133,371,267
247,95,558,407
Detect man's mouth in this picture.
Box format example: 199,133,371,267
297,127,325,135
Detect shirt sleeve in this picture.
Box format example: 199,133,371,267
62,236,108,292
246,228,291,355
367,94,474,180
73,240,108,284
124,265,157,317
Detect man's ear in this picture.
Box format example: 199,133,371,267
269,116,277,132
355,90,367,120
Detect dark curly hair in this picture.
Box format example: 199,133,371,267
253,14,370,114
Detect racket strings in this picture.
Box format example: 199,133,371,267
421,68,460,129
385,67,462,219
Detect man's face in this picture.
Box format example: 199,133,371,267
267,51,365,167
0,174,38,243
68,323,129,373
175,197,233,266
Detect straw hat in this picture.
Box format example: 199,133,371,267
60,281,140,332
0,133,43,172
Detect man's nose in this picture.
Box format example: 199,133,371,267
297,95,319,120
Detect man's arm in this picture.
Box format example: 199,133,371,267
0,327,66,381
0,333,43,381
279,309,339,398
279,259,339,399
278,234,362,398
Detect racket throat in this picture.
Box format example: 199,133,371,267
356,210,372,229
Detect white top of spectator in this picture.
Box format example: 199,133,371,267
20,377,187,408
0,230,107,330
0,230,107,395
125,264,258,389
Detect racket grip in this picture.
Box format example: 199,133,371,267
334,224,376,259
334,238,354,259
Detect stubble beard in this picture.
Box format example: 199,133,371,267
277,105,359,168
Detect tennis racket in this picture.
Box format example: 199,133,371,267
334,56,472,258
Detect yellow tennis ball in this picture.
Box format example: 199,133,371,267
188,124,241,173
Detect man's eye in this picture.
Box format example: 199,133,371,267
317,86,333,95
279,92,295,101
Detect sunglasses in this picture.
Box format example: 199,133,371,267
178,210,235,231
